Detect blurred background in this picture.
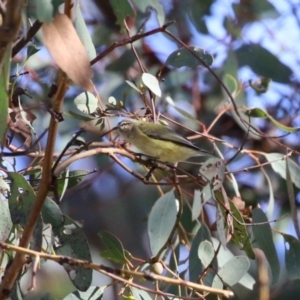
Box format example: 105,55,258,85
8,0,300,299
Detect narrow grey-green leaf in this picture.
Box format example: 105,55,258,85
282,233,300,280
66,110,95,121
0,42,10,146
252,208,280,283
148,191,177,257
286,159,300,239
265,153,300,189
245,107,300,132
166,46,213,68
192,189,202,221
75,4,96,61
216,202,227,248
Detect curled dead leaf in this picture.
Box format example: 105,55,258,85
42,13,94,92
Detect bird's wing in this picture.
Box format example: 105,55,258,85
140,123,200,150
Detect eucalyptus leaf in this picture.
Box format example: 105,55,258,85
98,231,127,264
282,233,300,280
198,240,215,268
148,191,177,257
212,256,250,289
236,44,292,83
109,0,135,31
252,208,280,283
265,153,300,189
53,216,92,291
166,46,214,68
245,107,300,132
141,73,162,97
74,92,98,114
130,287,152,300
63,286,106,300
75,4,96,60
189,222,214,282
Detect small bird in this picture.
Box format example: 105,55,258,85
115,119,211,163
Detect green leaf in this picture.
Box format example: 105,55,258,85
0,197,13,241
233,0,279,22
245,107,300,132
263,170,275,219
98,231,127,264
223,73,238,97
165,96,197,121
236,44,292,83
249,77,271,93
216,202,227,248
0,42,10,146
286,160,300,240
230,204,255,259
217,194,255,259
187,0,213,34
252,208,280,283
110,0,135,32
63,286,106,300
106,49,135,72
7,172,43,251
27,45,40,60
74,91,98,114
41,198,64,228
53,216,92,291
282,234,300,280
189,223,214,282
211,237,255,290
212,256,250,289
198,240,215,268
36,0,54,23
200,158,225,190
192,189,202,221
166,46,214,68
130,287,152,300
75,4,96,61
66,110,95,121
57,170,89,196
141,73,161,97
131,0,165,26
265,153,300,189
125,80,141,93
148,191,177,257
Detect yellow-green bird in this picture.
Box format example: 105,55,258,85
115,119,212,163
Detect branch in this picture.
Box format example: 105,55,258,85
12,20,43,58
0,242,234,299
0,0,22,66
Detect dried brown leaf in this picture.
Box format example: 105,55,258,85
42,13,93,91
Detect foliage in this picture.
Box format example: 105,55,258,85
0,0,300,299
